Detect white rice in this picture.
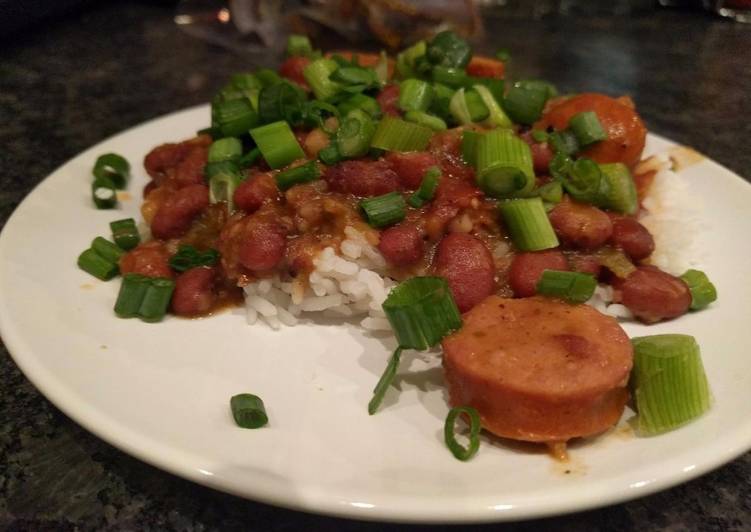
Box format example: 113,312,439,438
243,149,704,328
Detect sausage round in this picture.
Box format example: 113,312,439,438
233,172,280,214
171,266,217,317
508,250,568,297
385,151,439,190
378,224,424,267
549,199,613,250
616,266,691,323
434,233,495,312
279,55,310,87
151,184,210,240
610,216,655,261
119,241,173,279
323,159,399,197
442,296,633,442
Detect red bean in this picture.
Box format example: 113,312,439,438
508,250,568,297
119,241,173,279
378,224,424,267
617,266,691,323
234,172,280,213
549,199,613,250
151,184,210,240
569,254,602,277
173,145,208,187
144,142,188,181
323,159,399,197
376,85,400,117
279,56,311,87
385,151,439,190
238,223,287,272
171,267,216,317
434,233,495,312
610,216,655,261
520,132,554,175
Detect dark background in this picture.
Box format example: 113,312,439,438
1,1,750,530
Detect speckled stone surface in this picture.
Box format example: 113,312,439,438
1,3,750,531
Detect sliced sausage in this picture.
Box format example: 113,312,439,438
549,199,613,250
434,233,495,312
119,241,173,279
610,216,655,261
508,250,568,297
234,172,280,214
385,151,439,190
171,266,217,317
323,159,399,197
615,266,691,323
279,56,310,87
442,296,633,442
378,224,424,267
376,84,400,116
466,55,505,79
151,184,210,240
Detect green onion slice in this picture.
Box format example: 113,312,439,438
396,40,426,79
426,31,472,69
249,121,305,169
209,171,244,213
92,236,125,264
569,111,608,146
318,144,342,165
336,109,376,158
432,66,469,88
258,81,305,125
561,157,603,204
286,34,313,57
77,248,119,281
404,110,447,132
598,163,638,215
169,245,220,272
536,270,597,303
367,346,404,415
211,98,259,138
110,218,140,251
596,247,636,278
303,58,341,101
473,85,512,128
500,197,559,251
360,192,406,228
92,176,118,209
531,129,549,143
275,161,320,191
680,269,718,310
444,406,481,461
373,50,389,84
631,334,712,436
502,82,549,125
548,130,580,156
461,129,480,166
93,153,130,190
398,79,434,113
370,116,433,152
449,88,473,125
338,93,381,118
230,393,269,428
114,273,175,322
408,166,441,208
208,137,242,163
239,147,262,168
475,129,535,198
205,159,241,179
535,181,563,204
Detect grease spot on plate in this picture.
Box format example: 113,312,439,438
80,283,94,290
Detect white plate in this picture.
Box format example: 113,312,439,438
2,105,751,524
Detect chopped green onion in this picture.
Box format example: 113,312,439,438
254,68,282,88
549,152,573,182
531,129,549,143
517,79,558,99
211,98,259,138
205,159,241,179
431,66,469,88
449,88,472,125
360,192,406,228
464,90,489,123
286,34,313,57
303,58,341,101
503,82,549,125
461,129,480,166
500,197,559,251
631,334,712,436
569,111,608,146
396,40,426,79
548,130,580,156
536,270,596,303
597,163,638,215
473,85,512,128
257,81,305,125
92,236,124,264
93,153,130,190
596,247,636,278
92,176,118,209
430,83,455,120
114,274,175,322
370,116,433,152
209,171,243,212
110,218,140,251
367,347,404,415
373,50,390,84
169,245,220,272
338,93,381,118
249,121,305,169
475,129,535,198
318,144,342,165
536,181,563,203
301,100,339,130
275,161,320,191
495,48,511,62
398,79,434,112
230,73,262,91
561,157,602,204
408,166,441,207
331,66,379,92
382,276,462,351
208,137,242,163
77,248,119,281
336,109,376,158
444,406,481,461
680,269,718,310
426,31,472,69
238,147,262,168
404,110,447,131
230,393,269,428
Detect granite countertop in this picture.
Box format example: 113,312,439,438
1,3,750,530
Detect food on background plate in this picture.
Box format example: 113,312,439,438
77,32,717,459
